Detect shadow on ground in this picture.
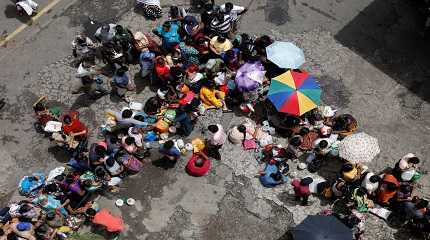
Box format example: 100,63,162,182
335,0,430,103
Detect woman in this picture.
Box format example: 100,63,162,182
228,120,256,145
154,56,171,85
199,79,228,111
179,38,200,66
331,114,358,138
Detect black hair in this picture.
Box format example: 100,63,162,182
54,175,65,182
408,157,420,164
18,204,32,214
124,136,135,145
386,183,398,191
33,102,46,112
184,37,193,46
65,175,74,184
208,125,219,133
63,115,72,125
162,22,171,29
95,145,106,157
417,200,429,209
86,208,97,216
299,127,310,136
105,158,115,167
116,66,128,76
46,211,56,221
225,2,234,11
270,172,282,182
341,163,354,172
202,79,216,88
369,175,381,183
195,159,204,167
204,3,213,11
95,167,106,177
285,116,300,127
217,36,226,43
318,140,328,149
44,183,58,193
169,6,179,18
122,109,133,119
83,180,92,188
36,224,49,234
0,229,4,236
289,136,302,147
164,140,174,149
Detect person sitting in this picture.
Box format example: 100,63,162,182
259,162,288,188
87,208,124,234
199,79,228,111
393,153,420,181
341,162,362,184
186,155,211,177
88,142,108,168
159,140,181,162
402,197,429,221
331,114,358,138
154,56,171,84
104,158,124,177
361,172,381,196
209,35,233,55
331,179,347,199
106,108,149,129
287,135,303,159
376,174,400,207
121,136,138,154
62,114,88,142
291,177,313,205
228,122,255,144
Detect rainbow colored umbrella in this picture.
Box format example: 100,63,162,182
268,70,321,116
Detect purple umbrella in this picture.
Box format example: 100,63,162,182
235,62,266,92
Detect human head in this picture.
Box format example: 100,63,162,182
203,79,216,88
46,211,56,221
386,182,398,191
270,172,283,182
195,158,204,167
95,145,106,157
400,184,412,193
225,2,234,13
116,66,128,76
237,125,246,134
184,37,193,46
208,125,219,133
169,6,179,18
217,36,226,43
124,136,135,146
44,183,58,193
65,174,74,184
369,175,381,183
408,157,420,164
95,167,106,178
341,163,354,172
105,158,115,167
121,109,133,119
300,177,313,186
204,3,214,11
86,208,97,217
317,140,329,150
18,204,32,214
164,140,174,149
156,56,166,65
289,136,302,147
101,24,110,33
416,200,429,209
62,115,72,125
299,127,309,136
162,22,171,32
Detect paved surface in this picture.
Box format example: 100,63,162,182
1,0,430,239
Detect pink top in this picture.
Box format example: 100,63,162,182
210,124,227,146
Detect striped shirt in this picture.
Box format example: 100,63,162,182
210,15,232,34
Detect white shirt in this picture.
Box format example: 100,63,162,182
220,4,245,20
105,160,122,175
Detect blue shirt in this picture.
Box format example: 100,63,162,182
113,74,129,88
155,24,181,49
159,144,181,158
259,164,288,188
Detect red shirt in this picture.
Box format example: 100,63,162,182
63,118,87,137
292,179,311,197
92,209,124,232
186,155,210,177
155,64,170,79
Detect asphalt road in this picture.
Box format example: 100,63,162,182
0,0,429,239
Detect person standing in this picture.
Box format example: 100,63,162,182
292,177,313,206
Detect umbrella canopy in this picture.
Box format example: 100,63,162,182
235,62,266,92
266,41,305,69
268,70,321,116
293,215,353,240
339,132,380,164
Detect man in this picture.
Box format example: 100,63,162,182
62,114,88,142
153,22,181,52
209,12,233,37
94,24,117,44
159,140,181,162
71,61,99,95
220,2,247,32
205,124,227,160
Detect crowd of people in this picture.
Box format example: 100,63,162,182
0,1,428,239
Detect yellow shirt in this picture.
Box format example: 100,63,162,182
192,138,206,153
210,36,233,55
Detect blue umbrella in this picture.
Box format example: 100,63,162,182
266,41,305,69
292,215,353,240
